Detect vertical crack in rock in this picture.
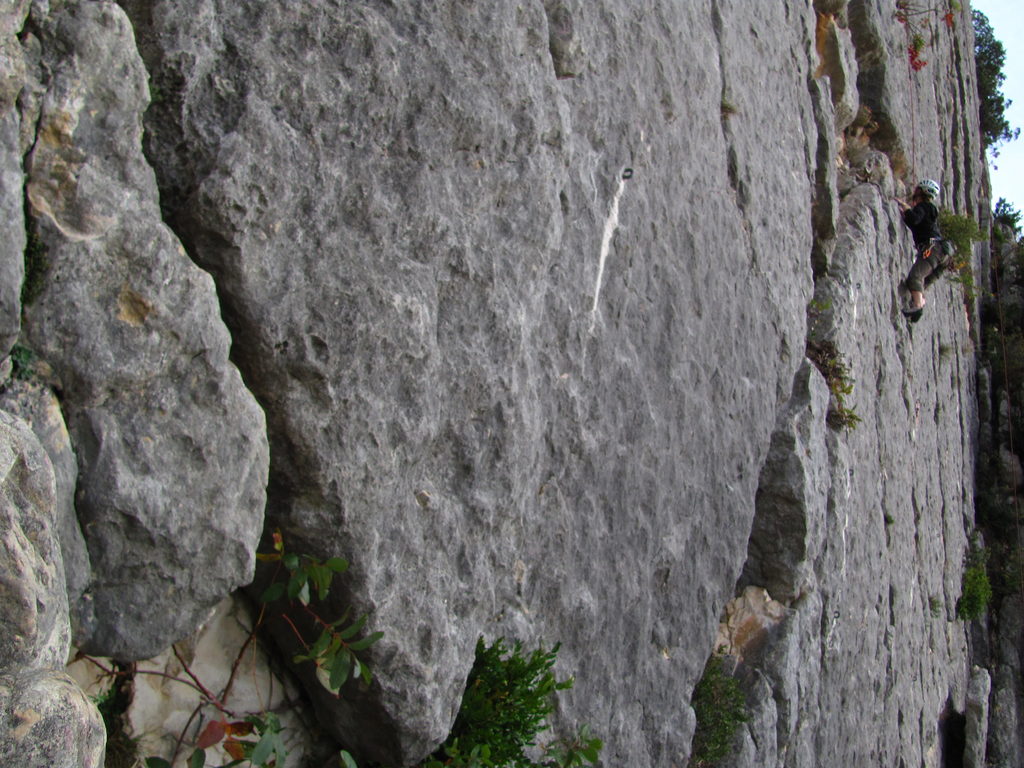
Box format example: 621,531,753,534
120,0,250,227
808,9,859,280
709,0,753,255
741,361,831,605
949,40,974,214
938,697,967,768
713,361,832,763
809,76,838,279
845,0,902,163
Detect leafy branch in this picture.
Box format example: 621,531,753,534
86,530,381,768
807,340,862,430
258,530,383,695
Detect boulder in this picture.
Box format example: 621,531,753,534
20,0,269,660
0,380,90,614
0,410,68,672
0,410,105,768
0,669,105,768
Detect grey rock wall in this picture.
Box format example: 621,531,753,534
723,3,985,765
0,0,996,765
121,0,820,762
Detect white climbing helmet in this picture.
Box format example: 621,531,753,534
917,178,941,200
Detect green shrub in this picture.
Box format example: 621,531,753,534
538,726,603,768
423,638,601,768
258,532,381,695
690,655,748,767
939,209,984,263
956,542,993,620
124,532,372,768
8,344,36,381
939,210,985,303
994,198,1022,233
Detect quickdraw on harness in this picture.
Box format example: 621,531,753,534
921,237,952,262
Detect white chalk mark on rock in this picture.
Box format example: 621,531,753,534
590,169,631,329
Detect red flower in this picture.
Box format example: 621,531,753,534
908,46,928,72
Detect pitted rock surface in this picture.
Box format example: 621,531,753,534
122,0,822,761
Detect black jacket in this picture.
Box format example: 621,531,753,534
902,201,940,249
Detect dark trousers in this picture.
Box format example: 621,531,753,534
905,240,951,293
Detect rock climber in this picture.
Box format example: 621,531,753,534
895,178,952,321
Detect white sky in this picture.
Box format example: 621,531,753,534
971,0,1024,214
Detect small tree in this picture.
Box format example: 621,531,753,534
994,198,1022,233
973,10,1019,152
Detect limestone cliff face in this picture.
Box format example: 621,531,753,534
0,0,1000,766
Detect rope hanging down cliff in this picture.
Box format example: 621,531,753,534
903,17,920,180
907,52,919,180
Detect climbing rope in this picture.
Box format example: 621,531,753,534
904,22,919,182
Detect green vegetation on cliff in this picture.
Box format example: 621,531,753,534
973,10,1019,151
